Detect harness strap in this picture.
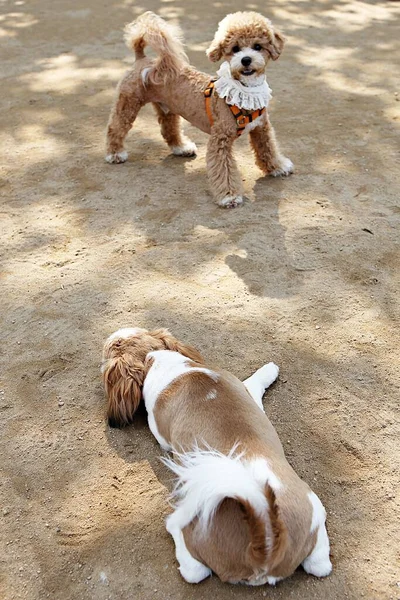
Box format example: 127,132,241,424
204,80,216,126
230,105,265,136
204,79,266,137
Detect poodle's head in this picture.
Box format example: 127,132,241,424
207,12,285,84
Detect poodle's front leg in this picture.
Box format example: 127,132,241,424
105,88,143,164
249,116,293,177
206,130,243,208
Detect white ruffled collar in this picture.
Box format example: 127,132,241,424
214,61,272,111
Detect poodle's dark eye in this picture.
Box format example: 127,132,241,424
232,45,240,53
253,43,262,51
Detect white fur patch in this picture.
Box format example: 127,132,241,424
105,150,128,164
165,521,211,583
243,362,279,410
246,457,283,493
302,491,332,578
270,156,294,177
171,141,197,156
308,491,326,532
107,327,146,342
218,194,243,209
162,446,270,533
205,389,217,400
143,351,218,450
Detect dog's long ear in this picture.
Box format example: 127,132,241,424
206,37,224,62
240,485,287,569
102,354,145,428
150,328,205,363
266,29,285,60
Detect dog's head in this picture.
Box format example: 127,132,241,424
207,12,284,85
101,327,204,428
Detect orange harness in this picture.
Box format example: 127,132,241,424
204,80,266,137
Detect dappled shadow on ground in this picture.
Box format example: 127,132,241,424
1,1,399,599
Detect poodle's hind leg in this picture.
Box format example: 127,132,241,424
153,103,197,157
249,116,293,177
206,129,243,208
105,85,144,164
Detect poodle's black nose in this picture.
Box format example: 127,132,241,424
241,56,252,67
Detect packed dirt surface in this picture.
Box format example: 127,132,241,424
1,0,399,598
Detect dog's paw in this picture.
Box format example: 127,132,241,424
105,151,128,164
302,556,332,578
218,195,244,209
179,561,212,584
260,362,279,388
270,156,294,177
171,141,197,157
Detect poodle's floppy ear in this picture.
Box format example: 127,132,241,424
266,29,285,60
150,328,205,363
102,354,145,428
206,38,224,62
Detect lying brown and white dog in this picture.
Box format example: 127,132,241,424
105,11,293,208
102,327,332,586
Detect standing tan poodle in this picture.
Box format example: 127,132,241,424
106,11,293,208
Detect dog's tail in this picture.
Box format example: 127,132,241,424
163,446,288,570
101,328,147,428
124,11,188,85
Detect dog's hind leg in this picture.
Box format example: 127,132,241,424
153,103,197,157
105,87,143,164
249,116,293,177
206,129,243,208
166,511,212,583
243,362,279,411
302,492,332,577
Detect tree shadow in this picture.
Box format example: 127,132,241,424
1,0,399,598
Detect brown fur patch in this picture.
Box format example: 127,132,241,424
150,328,205,364
103,352,145,428
239,498,269,566
265,485,288,569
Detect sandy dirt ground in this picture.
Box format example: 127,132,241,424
1,0,399,598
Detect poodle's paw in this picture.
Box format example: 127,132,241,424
105,151,128,164
218,195,244,209
171,141,197,157
270,156,294,177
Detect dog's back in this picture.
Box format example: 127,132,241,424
152,359,323,583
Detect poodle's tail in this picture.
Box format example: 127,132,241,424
124,11,188,85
